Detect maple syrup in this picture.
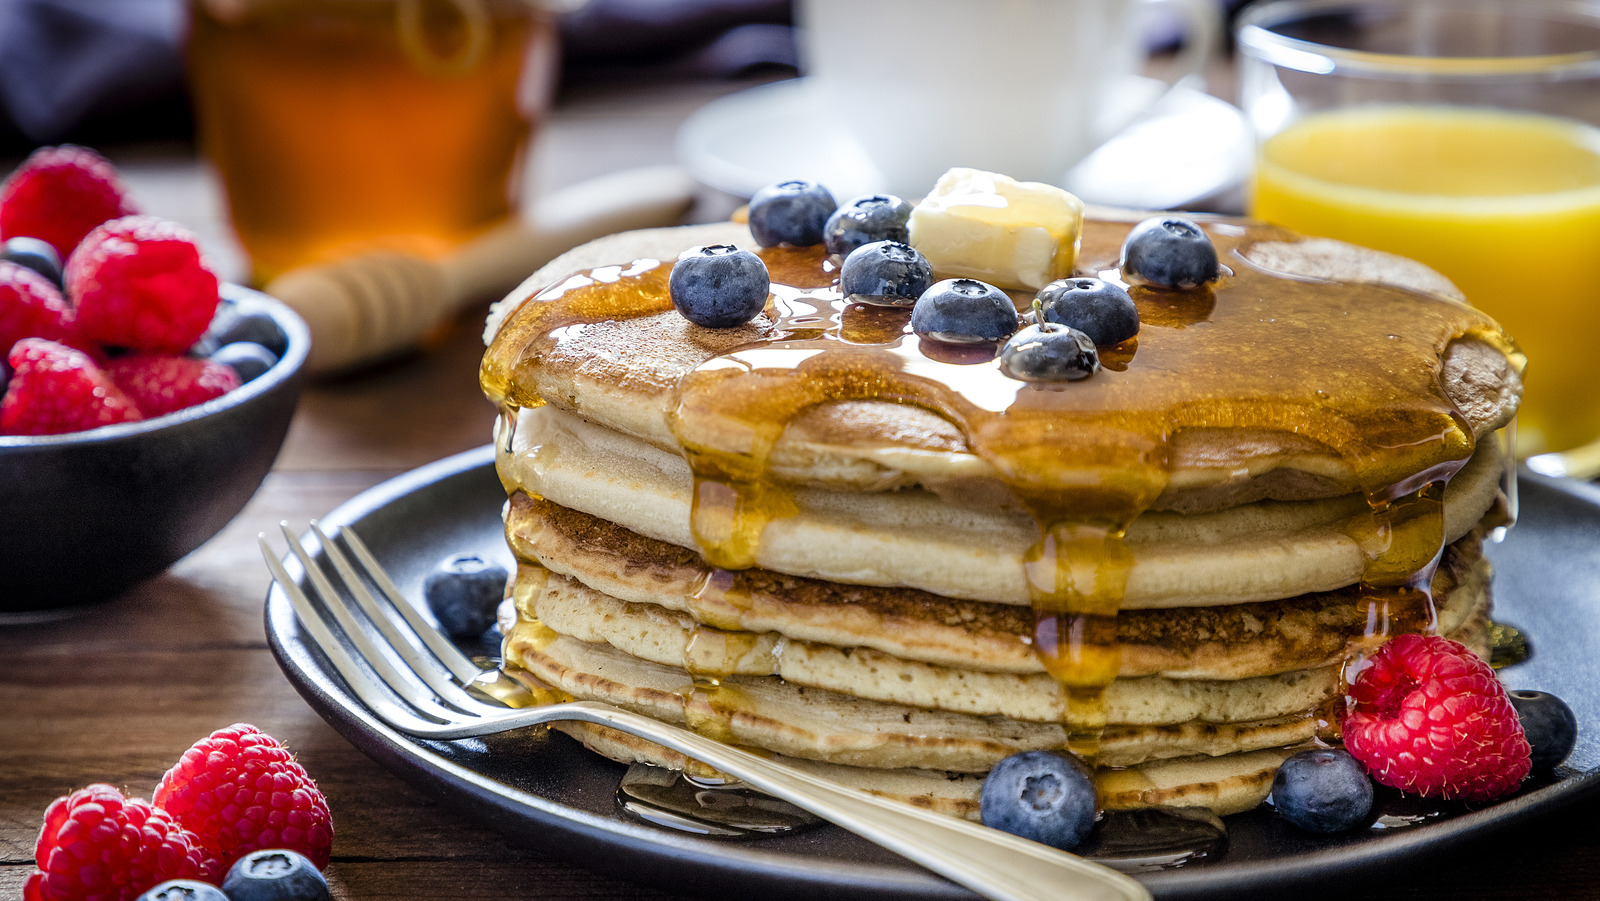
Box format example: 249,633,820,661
482,215,1521,846
616,763,823,837
189,0,557,283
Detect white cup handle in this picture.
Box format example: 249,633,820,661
1140,0,1221,90
1087,0,1221,149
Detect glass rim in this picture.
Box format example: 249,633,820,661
1236,0,1600,78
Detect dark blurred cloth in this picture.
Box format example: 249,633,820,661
0,0,188,149
562,0,794,75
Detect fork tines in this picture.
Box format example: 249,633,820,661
260,522,506,735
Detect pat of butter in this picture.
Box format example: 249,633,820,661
907,168,1084,291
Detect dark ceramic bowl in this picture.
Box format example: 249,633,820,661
0,284,309,612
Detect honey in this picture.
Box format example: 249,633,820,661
482,216,1520,764
188,0,556,283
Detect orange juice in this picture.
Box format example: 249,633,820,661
1251,105,1600,455
188,0,556,283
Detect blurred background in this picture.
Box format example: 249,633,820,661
0,0,1250,288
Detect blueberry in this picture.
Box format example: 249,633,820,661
909,278,1018,343
999,324,1100,383
747,179,837,247
424,552,510,639
222,849,330,901
823,194,912,257
1,236,63,288
1509,689,1578,772
212,340,279,383
1270,748,1374,834
668,244,771,328
135,880,230,901
1120,216,1220,290
1036,278,1139,346
979,750,1097,851
211,308,290,357
840,241,933,307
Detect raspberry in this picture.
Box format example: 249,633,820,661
154,724,333,871
0,145,138,259
0,260,83,352
2,338,143,435
106,355,241,418
66,216,220,354
1342,634,1532,801
23,784,220,901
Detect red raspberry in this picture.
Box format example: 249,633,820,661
1342,633,1531,801
0,145,138,259
154,724,333,871
106,355,241,418
23,783,221,901
0,261,84,352
2,338,143,435
66,216,220,354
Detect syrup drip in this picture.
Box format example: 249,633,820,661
680,624,765,745
1081,808,1228,872
616,763,822,837
484,560,574,709
482,218,1521,777
1489,621,1532,669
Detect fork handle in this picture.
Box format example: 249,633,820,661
562,701,1150,901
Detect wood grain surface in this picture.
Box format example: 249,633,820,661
1,72,1596,901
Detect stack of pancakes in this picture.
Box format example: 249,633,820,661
481,212,1522,819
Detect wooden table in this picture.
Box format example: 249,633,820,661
3,72,1598,901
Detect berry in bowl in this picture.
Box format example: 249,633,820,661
0,146,308,613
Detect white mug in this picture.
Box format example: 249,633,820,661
797,0,1221,197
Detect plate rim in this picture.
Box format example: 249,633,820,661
265,446,1600,899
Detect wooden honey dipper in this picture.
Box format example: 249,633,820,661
265,165,698,373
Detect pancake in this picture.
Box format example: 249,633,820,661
506,491,1496,682
548,722,1297,818
505,611,1485,808
507,621,1325,771
500,405,1507,609
520,553,1491,725
482,216,1522,510
480,204,1524,821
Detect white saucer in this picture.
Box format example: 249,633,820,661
676,76,1252,212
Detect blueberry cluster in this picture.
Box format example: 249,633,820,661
725,183,1238,383
203,302,290,384
745,179,912,258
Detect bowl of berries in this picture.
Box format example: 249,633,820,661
0,147,308,612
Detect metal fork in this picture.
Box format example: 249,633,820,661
260,522,1151,901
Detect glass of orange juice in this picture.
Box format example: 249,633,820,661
187,0,564,285
1236,0,1600,470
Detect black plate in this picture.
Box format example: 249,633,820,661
265,446,1600,900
